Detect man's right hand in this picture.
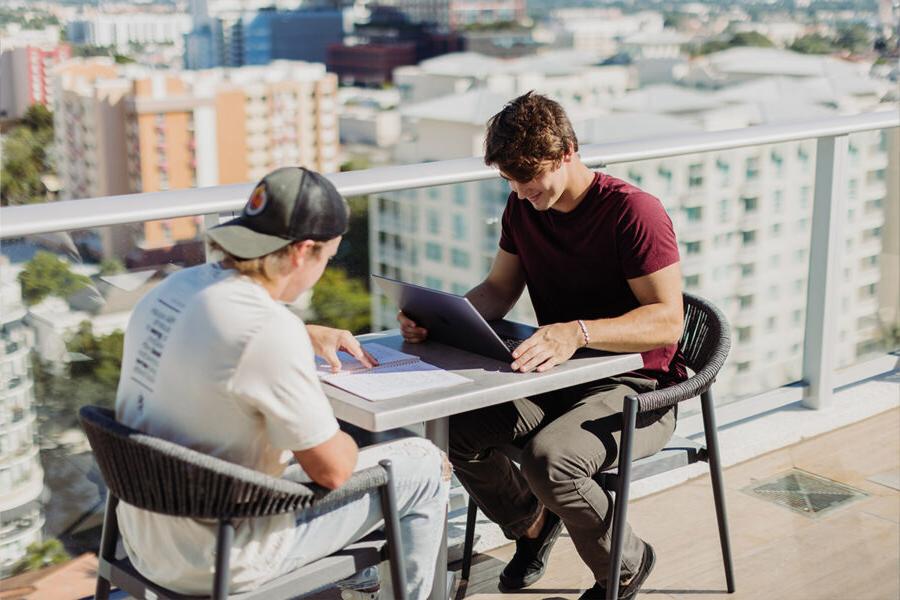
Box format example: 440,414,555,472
397,311,428,343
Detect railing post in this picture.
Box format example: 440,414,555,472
802,134,848,409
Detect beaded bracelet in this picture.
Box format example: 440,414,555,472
576,319,590,347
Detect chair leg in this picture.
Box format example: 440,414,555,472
701,389,736,593
212,519,234,600
379,459,409,600
95,494,119,600
461,497,478,581
606,395,638,600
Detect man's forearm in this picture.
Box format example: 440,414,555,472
582,303,683,353
466,280,519,321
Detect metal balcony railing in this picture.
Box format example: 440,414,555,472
0,111,898,411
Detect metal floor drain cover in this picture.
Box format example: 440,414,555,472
743,469,868,517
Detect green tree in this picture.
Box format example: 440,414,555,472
311,268,371,334
835,24,872,54
99,258,126,276
0,129,44,205
22,103,53,131
17,251,91,305
67,322,125,387
729,31,774,48
331,195,370,281
790,34,836,54
1,103,55,205
12,539,69,575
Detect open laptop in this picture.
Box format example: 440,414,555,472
372,274,537,362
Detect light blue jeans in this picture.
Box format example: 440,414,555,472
277,437,450,600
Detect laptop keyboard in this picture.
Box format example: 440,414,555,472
501,337,523,352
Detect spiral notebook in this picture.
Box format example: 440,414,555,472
316,343,471,401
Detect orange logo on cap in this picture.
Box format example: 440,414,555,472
245,184,267,216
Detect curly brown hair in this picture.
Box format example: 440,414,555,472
484,91,578,182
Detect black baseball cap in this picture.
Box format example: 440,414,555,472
207,167,349,259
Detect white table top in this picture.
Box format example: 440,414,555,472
323,330,644,432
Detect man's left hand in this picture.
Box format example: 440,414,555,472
511,321,583,373
306,324,378,373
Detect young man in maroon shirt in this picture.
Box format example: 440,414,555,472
399,92,686,599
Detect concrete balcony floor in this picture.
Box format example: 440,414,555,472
458,408,900,600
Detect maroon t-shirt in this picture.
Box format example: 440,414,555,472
499,172,687,385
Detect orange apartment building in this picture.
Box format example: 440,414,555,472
53,58,340,254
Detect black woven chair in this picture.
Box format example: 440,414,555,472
459,292,735,600
79,406,409,600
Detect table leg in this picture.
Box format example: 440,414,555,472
425,417,455,600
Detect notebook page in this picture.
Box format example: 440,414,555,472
316,342,420,374
320,360,471,401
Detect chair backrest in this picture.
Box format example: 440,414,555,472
79,405,322,520
679,292,731,375
635,293,731,413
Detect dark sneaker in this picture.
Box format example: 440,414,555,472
578,543,656,600
498,511,563,590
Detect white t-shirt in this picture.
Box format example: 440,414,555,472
114,263,339,594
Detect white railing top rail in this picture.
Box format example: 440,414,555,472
1,110,897,239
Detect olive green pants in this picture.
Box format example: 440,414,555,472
449,376,676,584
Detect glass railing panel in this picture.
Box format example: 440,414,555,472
369,180,536,333
835,128,899,369
605,141,819,407
0,218,206,577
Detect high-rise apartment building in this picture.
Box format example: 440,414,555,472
370,49,898,401
386,0,526,29
0,42,72,119
0,263,44,577
53,59,340,251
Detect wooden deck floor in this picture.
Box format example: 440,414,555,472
458,408,900,600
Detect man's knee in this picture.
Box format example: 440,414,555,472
520,434,593,491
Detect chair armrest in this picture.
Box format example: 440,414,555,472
635,360,725,414
291,464,389,521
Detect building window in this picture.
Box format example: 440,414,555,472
425,242,443,261
451,249,470,268
716,157,730,182
453,185,466,206
427,210,440,234
684,241,702,255
627,169,643,185
684,274,700,288
773,190,784,213
741,196,758,212
688,163,703,188
738,295,753,310
685,206,703,223
770,150,783,175
425,276,443,290
740,263,755,277
745,156,759,180
741,230,756,246
452,214,467,241
736,326,752,342
770,223,782,237
452,282,468,295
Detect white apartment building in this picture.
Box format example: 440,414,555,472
380,0,525,29
537,9,664,55
394,51,632,112
0,265,44,577
370,48,898,401
66,13,193,53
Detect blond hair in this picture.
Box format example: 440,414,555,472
207,240,323,283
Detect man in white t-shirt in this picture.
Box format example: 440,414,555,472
115,167,449,599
